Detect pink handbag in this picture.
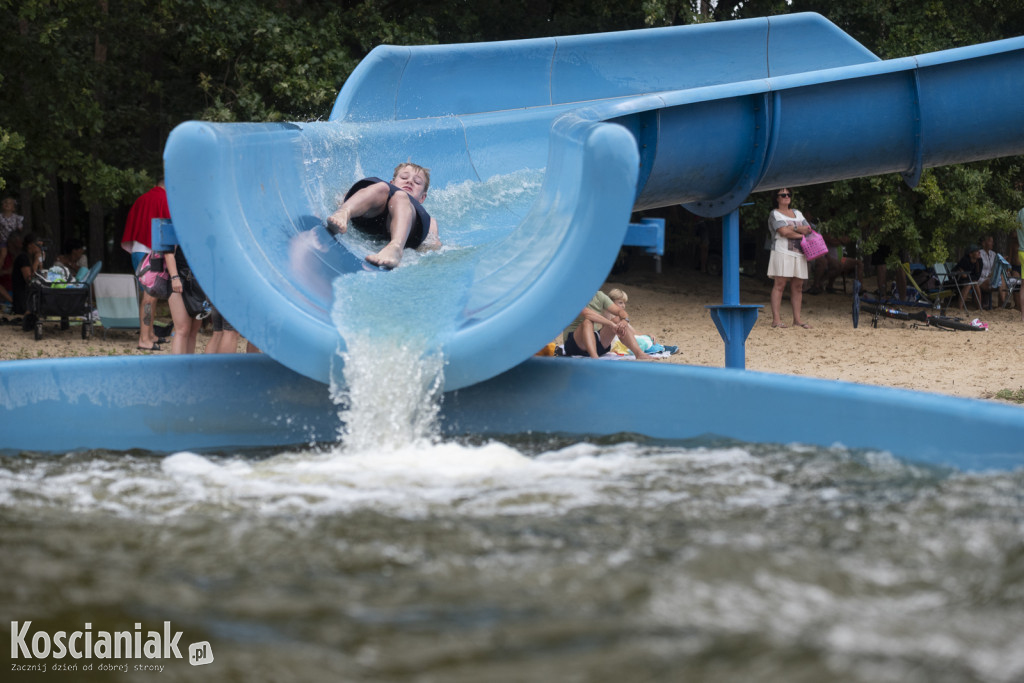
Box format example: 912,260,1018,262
137,252,170,298
800,229,828,261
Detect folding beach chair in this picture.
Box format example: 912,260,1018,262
901,262,954,312
92,273,140,339
81,260,103,286
992,253,1021,309
935,262,982,311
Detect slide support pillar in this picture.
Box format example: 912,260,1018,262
706,208,761,369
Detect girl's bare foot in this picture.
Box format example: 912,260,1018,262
326,208,350,236
366,243,404,270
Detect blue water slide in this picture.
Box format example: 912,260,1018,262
166,13,1024,391
6,13,1024,466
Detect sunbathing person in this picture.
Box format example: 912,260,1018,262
326,163,441,269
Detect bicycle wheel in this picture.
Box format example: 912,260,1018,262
852,280,860,328
859,303,929,322
928,316,983,331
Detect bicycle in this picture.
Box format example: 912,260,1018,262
852,280,985,331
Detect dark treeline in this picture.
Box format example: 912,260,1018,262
1,0,1022,271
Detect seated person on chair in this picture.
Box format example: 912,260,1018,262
1008,238,1024,320
13,233,45,330
812,232,863,295
977,235,1007,309
953,244,983,309
326,162,442,270
49,238,86,282
563,290,652,360
793,214,836,295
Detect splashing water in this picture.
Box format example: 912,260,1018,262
327,253,465,451
325,170,544,452
333,338,446,451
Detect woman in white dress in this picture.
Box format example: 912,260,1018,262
767,188,812,328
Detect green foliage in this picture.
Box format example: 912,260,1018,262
794,0,1024,56
0,126,26,192
995,388,1024,404
169,0,361,123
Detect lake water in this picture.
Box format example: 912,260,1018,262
3,434,1023,682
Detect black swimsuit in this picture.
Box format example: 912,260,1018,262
338,177,431,249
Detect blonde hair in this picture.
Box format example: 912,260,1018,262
393,162,431,193
608,288,627,304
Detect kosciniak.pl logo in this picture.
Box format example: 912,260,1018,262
10,621,214,673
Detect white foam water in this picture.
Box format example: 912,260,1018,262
333,337,446,452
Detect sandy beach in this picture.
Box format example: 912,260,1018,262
2,269,1023,405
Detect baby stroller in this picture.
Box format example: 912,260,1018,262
26,262,101,340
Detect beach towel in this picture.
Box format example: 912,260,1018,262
555,339,678,359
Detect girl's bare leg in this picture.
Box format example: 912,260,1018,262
327,182,390,235
367,192,415,269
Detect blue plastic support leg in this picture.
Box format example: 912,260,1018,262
706,209,761,369
623,217,665,273
622,217,664,255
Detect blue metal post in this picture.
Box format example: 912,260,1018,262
706,209,761,368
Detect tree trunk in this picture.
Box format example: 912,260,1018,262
89,203,105,269
43,175,60,242
19,185,33,234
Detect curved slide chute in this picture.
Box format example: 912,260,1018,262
164,13,1024,391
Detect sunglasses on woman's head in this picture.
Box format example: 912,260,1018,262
777,193,791,198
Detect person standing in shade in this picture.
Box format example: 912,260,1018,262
766,188,812,329
13,232,44,330
121,180,170,351
165,245,203,354
0,197,24,284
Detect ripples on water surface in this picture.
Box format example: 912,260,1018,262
2,438,1023,682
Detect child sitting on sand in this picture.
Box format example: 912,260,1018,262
326,163,441,269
